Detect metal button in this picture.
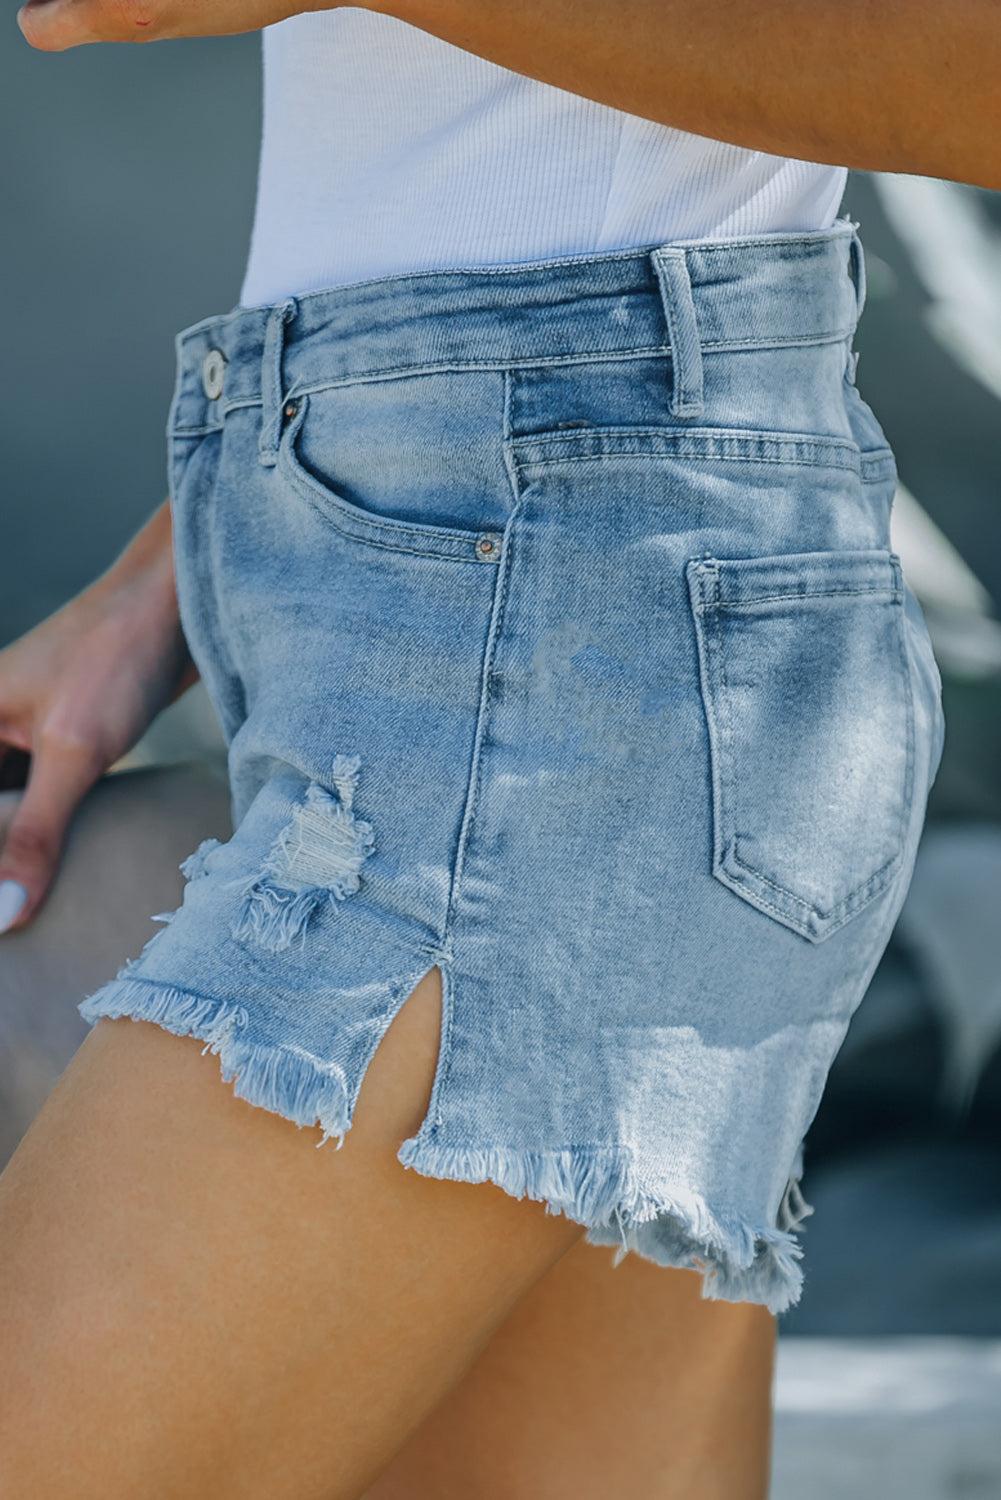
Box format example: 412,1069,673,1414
201,348,227,401
475,532,502,562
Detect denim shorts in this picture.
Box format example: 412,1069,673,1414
80,221,945,1314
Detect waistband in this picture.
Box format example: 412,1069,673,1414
170,221,865,445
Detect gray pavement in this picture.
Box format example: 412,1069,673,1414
772,1339,1001,1500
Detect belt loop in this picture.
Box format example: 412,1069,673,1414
847,227,867,321
651,246,703,419
259,297,298,467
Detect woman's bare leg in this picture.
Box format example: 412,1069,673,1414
0,967,584,1500
1,769,774,1499
365,1235,775,1500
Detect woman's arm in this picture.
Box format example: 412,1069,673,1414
368,0,1001,190
16,0,1001,189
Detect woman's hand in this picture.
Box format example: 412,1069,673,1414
0,500,199,934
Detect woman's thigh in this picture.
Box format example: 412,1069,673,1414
364,1236,775,1500
0,975,583,1500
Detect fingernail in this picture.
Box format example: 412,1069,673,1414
0,880,29,933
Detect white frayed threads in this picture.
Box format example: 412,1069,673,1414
232,761,375,954
776,1174,814,1235
78,976,350,1140
329,753,362,814
79,977,249,1055
180,837,224,883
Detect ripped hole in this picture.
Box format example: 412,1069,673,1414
231,757,375,954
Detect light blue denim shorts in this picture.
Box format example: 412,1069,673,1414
80,221,945,1313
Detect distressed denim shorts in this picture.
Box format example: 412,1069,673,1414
80,221,945,1314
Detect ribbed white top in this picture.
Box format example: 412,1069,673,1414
239,9,847,308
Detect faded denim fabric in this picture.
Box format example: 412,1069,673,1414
80,223,945,1313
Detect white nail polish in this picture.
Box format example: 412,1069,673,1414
0,880,29,934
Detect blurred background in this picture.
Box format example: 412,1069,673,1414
1,22,1000,1497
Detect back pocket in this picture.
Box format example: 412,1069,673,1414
686,550,914,943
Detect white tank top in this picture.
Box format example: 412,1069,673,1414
239,9,847,309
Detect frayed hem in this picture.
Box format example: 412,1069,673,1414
78,976,352,1146
587,1213,804,1315
397,1139,804,1315
78,976,806,1312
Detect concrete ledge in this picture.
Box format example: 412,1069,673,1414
772,1338,1001,1499
0,762,232,1164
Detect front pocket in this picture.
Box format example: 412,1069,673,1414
686,550,915,943
277,390,510,564
278,393,500,564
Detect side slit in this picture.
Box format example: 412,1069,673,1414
345,962,446,1152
